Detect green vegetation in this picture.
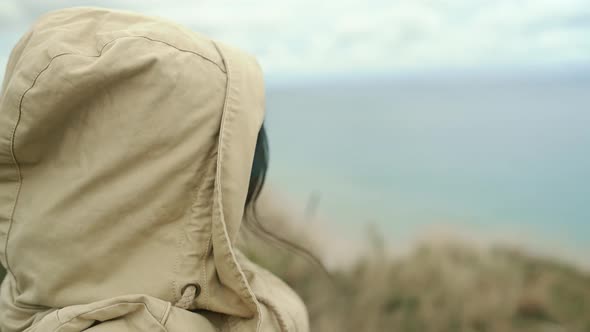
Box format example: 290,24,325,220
241,232,590,332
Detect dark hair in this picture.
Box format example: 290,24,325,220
245,124,269,208
244,123,331,277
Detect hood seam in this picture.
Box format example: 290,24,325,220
212,40,263,330
51,301,167,332
201,234,213,310
119,35,226,74
257,296,290,332
160,302,172,326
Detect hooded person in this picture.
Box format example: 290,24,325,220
0,7,308,332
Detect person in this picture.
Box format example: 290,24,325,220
0,7,308,332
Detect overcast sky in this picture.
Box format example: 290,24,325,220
1,0,590,80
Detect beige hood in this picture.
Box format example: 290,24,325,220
0,7,307,332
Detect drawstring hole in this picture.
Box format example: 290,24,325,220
181,283,201,297
175,283,201,309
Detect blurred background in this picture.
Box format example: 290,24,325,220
1,1,589,331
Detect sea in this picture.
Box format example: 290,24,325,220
263,67,590,262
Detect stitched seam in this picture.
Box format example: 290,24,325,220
128,35,226,73
211,41,263,331
202,234,212,310
4,34,225,297
159,302,172,325
202,153,218,311
172,182,183,303
52,301,166,332
258,296,290,332
3,49,72,289
188,149,216,310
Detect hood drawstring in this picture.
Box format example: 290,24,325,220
174,284,201,310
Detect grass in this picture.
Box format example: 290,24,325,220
240,225,590,332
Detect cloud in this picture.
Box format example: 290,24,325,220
0,1,24,23
0,0,589,79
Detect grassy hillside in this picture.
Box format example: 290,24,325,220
240,231,590,332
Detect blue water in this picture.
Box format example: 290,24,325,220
264,70,590,251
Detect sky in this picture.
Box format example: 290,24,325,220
1,0,590,81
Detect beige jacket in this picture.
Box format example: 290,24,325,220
0,7,308,332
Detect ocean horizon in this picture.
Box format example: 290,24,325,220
263,68,590,263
